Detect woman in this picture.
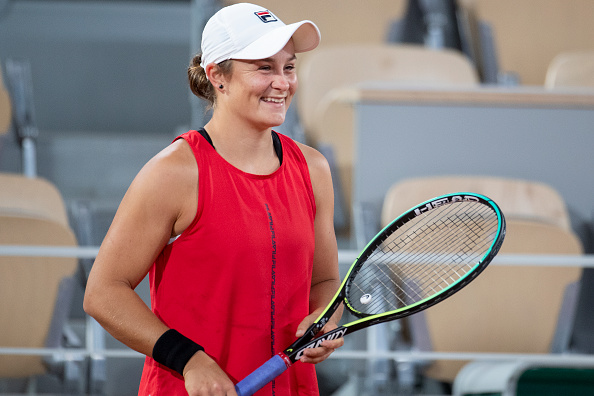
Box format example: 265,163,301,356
84,3,343,396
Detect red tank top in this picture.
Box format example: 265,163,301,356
139,130,318,395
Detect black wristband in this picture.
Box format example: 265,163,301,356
152,329,204,376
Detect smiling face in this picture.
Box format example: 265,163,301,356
217,40,298,131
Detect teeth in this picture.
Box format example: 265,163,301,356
263,98,284,103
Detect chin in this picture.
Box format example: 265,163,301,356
251,110,287,129
265,116,287,129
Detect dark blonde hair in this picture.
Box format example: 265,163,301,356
187,54,233,108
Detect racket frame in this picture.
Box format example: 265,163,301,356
285,192,505,361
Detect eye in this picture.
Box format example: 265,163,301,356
258,65,272,71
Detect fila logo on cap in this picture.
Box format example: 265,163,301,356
254,10,278,23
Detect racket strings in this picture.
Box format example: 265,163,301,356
392,204,495,299
387,204,497,301
347,201,499,315
397,208,495,284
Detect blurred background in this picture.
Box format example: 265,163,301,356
1,0,594,395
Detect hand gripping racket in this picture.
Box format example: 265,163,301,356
235,192,506,396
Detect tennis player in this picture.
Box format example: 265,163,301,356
84,3,343,395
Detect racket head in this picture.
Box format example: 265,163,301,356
342,192,505,325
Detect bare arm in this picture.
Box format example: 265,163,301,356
83,139,197,354
295,143,344,363
83,140,238,395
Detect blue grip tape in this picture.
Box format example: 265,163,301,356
235,354,289,396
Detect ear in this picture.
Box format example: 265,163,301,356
205,63,226,91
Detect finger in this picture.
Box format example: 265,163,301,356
300,344,337,362
300,335,345,363
300,348,334,364
322,322,338,331
295,315,316,337
322,338,344,349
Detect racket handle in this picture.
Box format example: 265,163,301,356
235,353,291,396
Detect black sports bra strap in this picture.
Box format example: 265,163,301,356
197,128,214,148
271,131,283,165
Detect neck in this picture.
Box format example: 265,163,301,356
203,116,280,175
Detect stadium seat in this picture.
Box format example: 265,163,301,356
0,173,87,392
545,51,594,89
0,172,70,227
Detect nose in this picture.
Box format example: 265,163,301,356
271,72,291,91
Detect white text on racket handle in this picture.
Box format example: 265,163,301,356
293,327,347,360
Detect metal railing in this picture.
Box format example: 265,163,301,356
1,245,593,365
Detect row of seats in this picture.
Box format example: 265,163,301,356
297,45,594,233
248,0,594,86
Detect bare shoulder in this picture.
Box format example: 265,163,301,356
294,141,333,202
151,138,195,170
294,141,331,178
130,139,196,199
117,138,198,236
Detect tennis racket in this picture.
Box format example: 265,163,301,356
235,192,506,396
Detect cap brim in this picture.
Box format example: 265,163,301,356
231,20,321,61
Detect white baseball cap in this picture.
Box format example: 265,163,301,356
200,3,321,69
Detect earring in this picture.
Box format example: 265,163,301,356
219,84,224,89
